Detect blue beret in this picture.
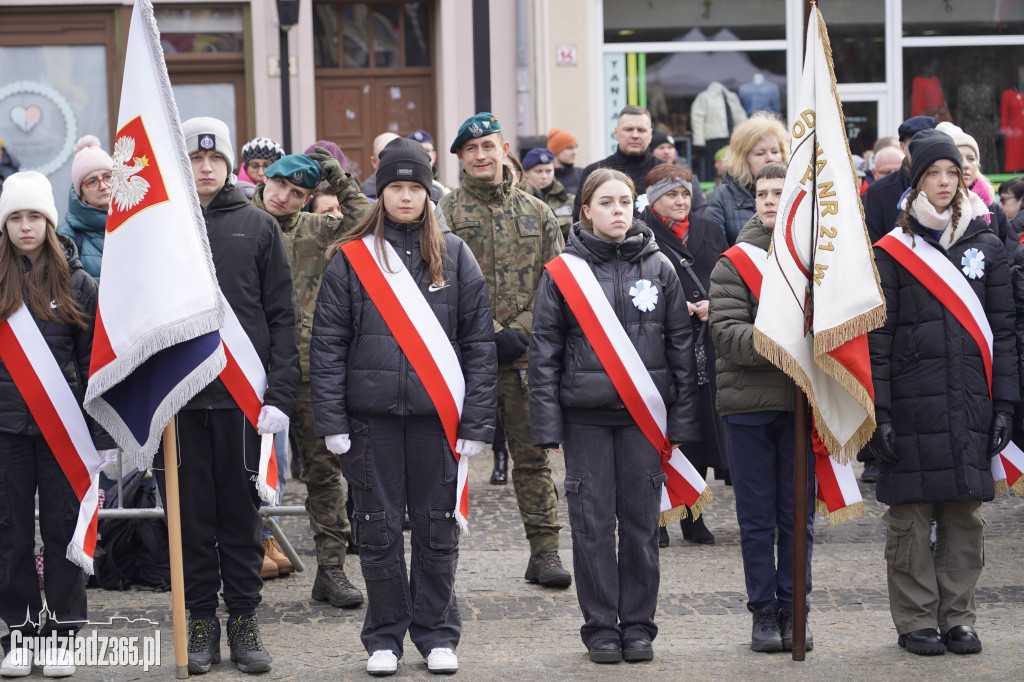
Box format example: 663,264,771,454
408,129,434,144
522,148,555,170
897,116,938,141
450,112,502,154
264,154,321,189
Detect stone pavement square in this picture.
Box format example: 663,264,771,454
38,450,1024,680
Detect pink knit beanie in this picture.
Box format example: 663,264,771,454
71,135,114,196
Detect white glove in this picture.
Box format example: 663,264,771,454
96,449,119,468
455,439,486,457
257,405,289,435
326,434,351,455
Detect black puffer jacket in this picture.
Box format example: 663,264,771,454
572,149,663,221
864,166,911,244
185,182,301,414
870,212,1018,506
703,173,755,245
528,221,699,446
310,218,497,442
0,235,110,446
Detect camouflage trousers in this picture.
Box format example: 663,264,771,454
498,366,562,555
292,380,351,566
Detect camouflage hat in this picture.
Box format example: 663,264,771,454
450,112,501,154
265,154,321,189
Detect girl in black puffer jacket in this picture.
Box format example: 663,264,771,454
529,168,698,664
869,129,1018,657
0,172,110,676
310,139,496,675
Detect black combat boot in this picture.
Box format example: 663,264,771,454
750,604,783,652
525,551,572,587
226,614,272,674
490,442,509,485
311,565,364,608
186,615,221,674
680,514,715,545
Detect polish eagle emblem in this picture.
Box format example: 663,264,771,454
109,135,152,214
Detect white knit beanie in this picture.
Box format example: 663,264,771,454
70,135,114,196
181,116,234,173
935,122,980,161
0,171,59,231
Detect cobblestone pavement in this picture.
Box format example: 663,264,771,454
42,451,1024,680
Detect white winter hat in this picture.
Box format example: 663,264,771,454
0,171,59,232
935,121,980,161
181,116,234,173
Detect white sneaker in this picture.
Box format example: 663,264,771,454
0,647,33,677
425,647,458,674
42,644,75,678
366,650,397,676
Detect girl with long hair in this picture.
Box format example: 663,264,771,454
311,138,496,676
0,172,109,677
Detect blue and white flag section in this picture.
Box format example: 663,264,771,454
84,0,225,468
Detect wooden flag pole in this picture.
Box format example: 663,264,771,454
792,388,809,660
162,418,189,678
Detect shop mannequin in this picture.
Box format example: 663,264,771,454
691,82,747,181
957,69,997,173
739,73,781,116
1000,69,1024,172
911,62,945,118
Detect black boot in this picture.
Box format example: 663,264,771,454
186,616,221,674
658,526,670,547
750,604,783,653
680,513,715,545
489,443,509,485
226,614,272,674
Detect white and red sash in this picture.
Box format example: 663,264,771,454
342,235,469,531
545,253,710,523
0,305,106,573
876,227,1022,494
217,295,278,504
722,242,865,522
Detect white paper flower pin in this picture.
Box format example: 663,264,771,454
635,193,649,213
629,279,658,312
961,248,985,279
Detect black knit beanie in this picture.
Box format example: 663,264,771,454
909,129,962,189
376,138,433,193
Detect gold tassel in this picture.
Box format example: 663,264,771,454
994,479,1009,497
822,501,866,527
659,486,713,527
1010,477,1024,498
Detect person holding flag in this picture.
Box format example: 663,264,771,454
529,168,701,665
709,162,816,653
0,172,116,677
870,128,1017,656
152,117,301,675
310,138,496,676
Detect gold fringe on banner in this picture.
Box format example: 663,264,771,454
994,479,1009,497
659,486,712,527
815,499,866,527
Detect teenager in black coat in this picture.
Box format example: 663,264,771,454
869,129,1018,657
639,163,727,547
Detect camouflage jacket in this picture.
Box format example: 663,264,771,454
543,179,575,241
252,175,370,380
440,168,564,369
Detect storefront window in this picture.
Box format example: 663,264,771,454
904,45,1024,173
172,83,237,154
902,0,1024,37
314,2,431,70
820,0,885,83
604,0,786,42
313,4,340,68
156,8,244,54
0,45,108,217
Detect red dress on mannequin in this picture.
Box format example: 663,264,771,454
1000,89,1024,172
911,77,944,117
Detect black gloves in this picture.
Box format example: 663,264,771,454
988,410,1013,459
495,327,529,365
869,422,897,466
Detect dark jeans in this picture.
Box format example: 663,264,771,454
155,408,263,618
0,433,87,653
563,421,664,647
724,411,815,612
345,415,460,659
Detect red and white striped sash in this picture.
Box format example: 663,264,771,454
723,242,865,520
876,227,1020,494
342,235,469,531
545,253,710,523
0,305,105,573
217,295,278,504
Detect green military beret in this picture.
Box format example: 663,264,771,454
264,154,321,189
449,112,502,154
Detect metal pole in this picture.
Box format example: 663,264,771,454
792,388,809,660
279,26,292,153
472,0,491,113
265,516,306,572
161,418,189,678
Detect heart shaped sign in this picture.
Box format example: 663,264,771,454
10,104,43,133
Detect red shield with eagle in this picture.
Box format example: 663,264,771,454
107,115,170,232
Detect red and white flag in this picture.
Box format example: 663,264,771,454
84,0,225,467
753,5,885,466
546,253,711,524
342,235,470,532
721,244,864,523
0,306,108,572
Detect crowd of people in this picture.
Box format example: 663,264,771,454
0,100,1021,677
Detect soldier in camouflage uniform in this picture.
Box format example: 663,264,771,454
253,150,371,607
440,113,572,588
522,147,575,240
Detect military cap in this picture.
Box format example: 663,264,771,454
450,112,502,154
264,154,321,189
522,147,555,169
897,115,938,142
408,129,434,144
